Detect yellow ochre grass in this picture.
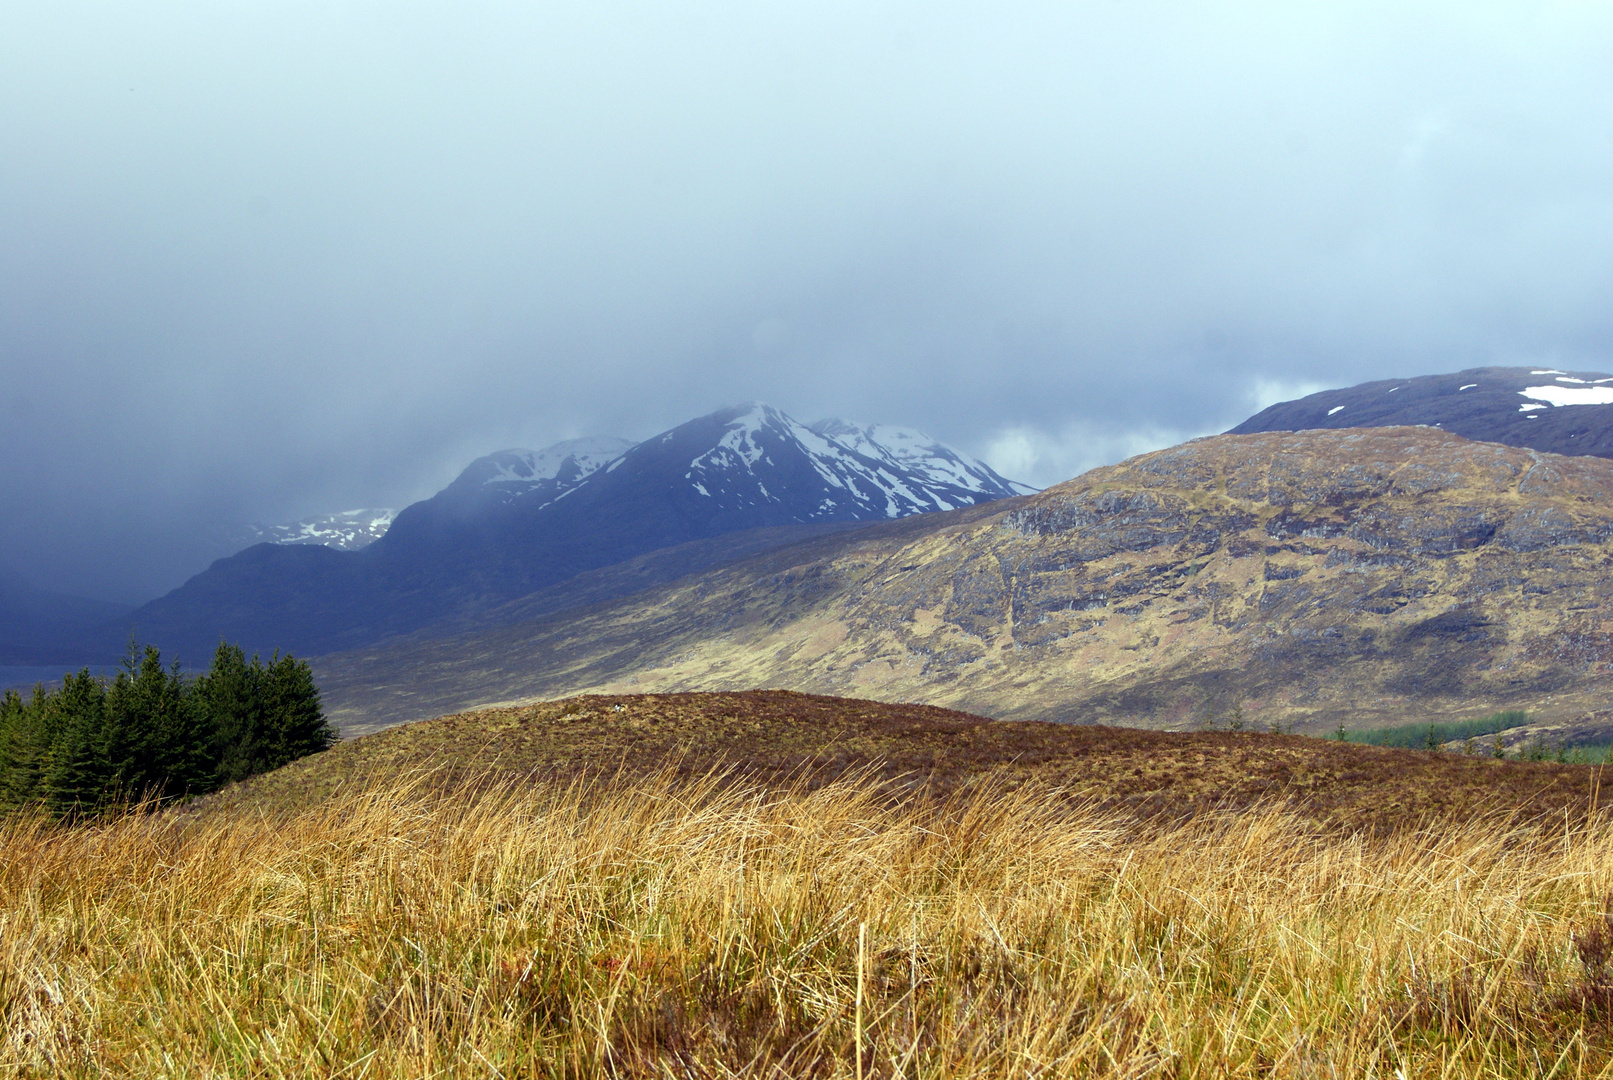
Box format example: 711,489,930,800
6,764,1613,1077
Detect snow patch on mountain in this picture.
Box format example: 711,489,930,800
477,437,635,489
241,509,397,551
1519,385,1613,408
810,417,1039,497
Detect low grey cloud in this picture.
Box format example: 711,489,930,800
3,2,1611,599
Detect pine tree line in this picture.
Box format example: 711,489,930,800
0,642,337,818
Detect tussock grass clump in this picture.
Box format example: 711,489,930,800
4,770,1613,1077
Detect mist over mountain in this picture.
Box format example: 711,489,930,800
7,5,1611,605
423,438,637,522
103,404,1029,664
0,565,132,666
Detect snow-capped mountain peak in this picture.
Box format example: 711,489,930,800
235,411,1028,564
666,402,1032,521
698,403,782,470
686,403,813,478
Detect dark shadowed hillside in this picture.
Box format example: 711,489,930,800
0,564,132,665
1231,366,1613,458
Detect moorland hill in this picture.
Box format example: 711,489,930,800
204,690,1605,834
317,427,1613,739
14,695,1613,1076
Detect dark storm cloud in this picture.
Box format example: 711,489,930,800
3,2,1612,599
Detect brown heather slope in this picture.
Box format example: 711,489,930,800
203,690,1607,834
317,428,1613,737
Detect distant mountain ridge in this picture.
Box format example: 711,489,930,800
100,404,1029,662
229,414,1031,559
1231,366,1613,458
311,427,1613,742
0,565,133,665
364,403,1031,605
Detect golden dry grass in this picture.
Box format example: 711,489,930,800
6,767,1613,1077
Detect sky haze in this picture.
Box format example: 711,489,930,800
3,2,1611,600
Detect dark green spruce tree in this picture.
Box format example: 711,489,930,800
261,650,337,769
194,642,266,785
98,645,214,803
194,643,336,784
39,669,112,816
35,654,121,814
0,686,49,810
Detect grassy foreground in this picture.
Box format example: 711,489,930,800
5,768,1613,1077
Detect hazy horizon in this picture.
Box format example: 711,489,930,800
5,3,1611,602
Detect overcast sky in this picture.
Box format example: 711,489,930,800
4,2,1612,600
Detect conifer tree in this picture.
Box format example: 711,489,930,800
3,639,336,820
0,687,46,810
41,670,111,816
262,650,336,769
102,645,212,801
45,704,107,818
193,642,335,783
196,642,268,784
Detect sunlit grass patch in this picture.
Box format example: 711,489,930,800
4,768,1613,1076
